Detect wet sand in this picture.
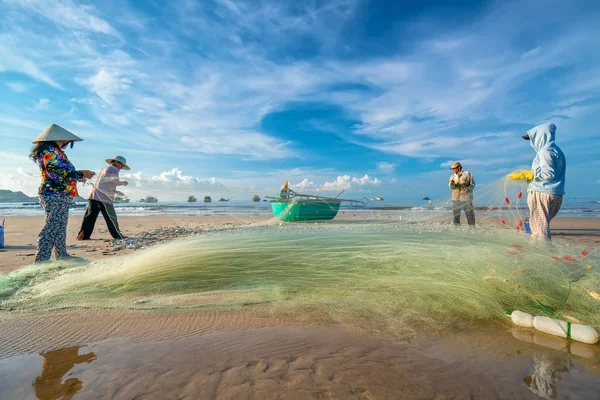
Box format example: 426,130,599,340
1,310,599,399
1,215,599,398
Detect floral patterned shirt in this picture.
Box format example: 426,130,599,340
35,143,83,198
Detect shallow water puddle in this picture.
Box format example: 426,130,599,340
1,324,599,399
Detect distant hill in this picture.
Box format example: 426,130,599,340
0,189,37,203
0,190,87,203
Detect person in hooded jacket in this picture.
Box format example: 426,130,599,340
522,123,566,240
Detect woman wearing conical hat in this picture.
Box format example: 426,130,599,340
30,124,95,263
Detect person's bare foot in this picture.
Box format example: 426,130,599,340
76,232,89,241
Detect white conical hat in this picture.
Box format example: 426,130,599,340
33,124,83,143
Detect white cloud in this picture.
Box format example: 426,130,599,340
0,173,36,194
70,120,91,127
147,126,163,137
6,82,29,92
376,162,396,173
0,154,40,195
121,169,225,189
29,98,49,111
180,133,292,160
121,172,145,188
320,174,380,191
10,0,118,36
151,168,196,184
321,175,353,191
84,68,132,104
521,47,542,59
351,174,380,185
150,168,224,187
293,178,315,190
0,40,61,88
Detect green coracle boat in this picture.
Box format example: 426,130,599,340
268,189,366,222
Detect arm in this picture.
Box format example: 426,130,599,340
42,149,84,180
534,151,556,182
449,176,456,189
101,166,124,185
468,173,475,188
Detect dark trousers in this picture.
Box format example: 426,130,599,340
453,200,476,226
78,199,124,240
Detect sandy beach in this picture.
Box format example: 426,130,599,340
1,214,598,274
0,215,271,274
1,214,599,399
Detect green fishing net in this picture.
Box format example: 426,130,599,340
1,221,598,338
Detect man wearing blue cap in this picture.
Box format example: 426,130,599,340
77,156,130,240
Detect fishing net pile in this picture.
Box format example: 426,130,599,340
1,221,598,338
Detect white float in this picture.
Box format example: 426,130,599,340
509,310,598,345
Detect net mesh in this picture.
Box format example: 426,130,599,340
2,220,598,338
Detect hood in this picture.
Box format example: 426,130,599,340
526,123,556,151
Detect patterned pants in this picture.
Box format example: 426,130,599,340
35,195,71,262
452,200,476,226
527,191,563,240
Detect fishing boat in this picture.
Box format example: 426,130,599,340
114,195,130,203
218,198,229,202
252,195,260,202
187,195,197,203
267,189,366,222
204,196,212,203
371,196,384,201
139,196,158,203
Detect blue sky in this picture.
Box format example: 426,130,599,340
1,0,599,203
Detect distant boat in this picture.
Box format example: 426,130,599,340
204,196,212,203
139,196,158,203
218,198,229,202
114,195,130,203
22,202,40,206
422,196,431,201
188,195,197,203
252,195,261,202
371,196,384,201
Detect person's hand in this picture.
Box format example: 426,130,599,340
82,170,95,179
122,181,129,186
115,191,124,196
450,180,455,184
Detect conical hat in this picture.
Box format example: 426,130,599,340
33,124,83,143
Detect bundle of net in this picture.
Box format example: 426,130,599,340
2,219,598,339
